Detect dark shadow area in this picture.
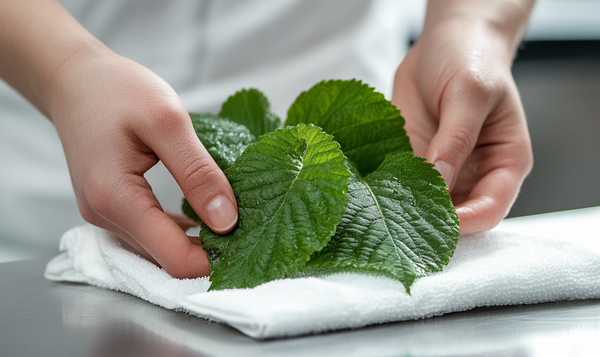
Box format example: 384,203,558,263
509,39,600,217
516,39,600,61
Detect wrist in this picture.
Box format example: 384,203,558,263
422,0,534,64
42,40,116,123
0,0,114,120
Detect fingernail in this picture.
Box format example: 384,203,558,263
433,160,455,189
205,195,238,233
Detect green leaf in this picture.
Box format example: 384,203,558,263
201,124,351,290
286,79,412,175
219,88,282,137
183,113,257,222
181,197,202,224
307,153,460,293
189,113,256,171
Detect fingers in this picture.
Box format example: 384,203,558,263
165,211,200,232
424,74,533,233
112,101,237,277
453,143,531,234
425,77,500,191
79,173,211,279
52,56,227,279
455,171,525,235
118,201,210,279
134,104,238,234
78,200,155,262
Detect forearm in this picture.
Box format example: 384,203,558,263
423,0,535,63
0,0,112,119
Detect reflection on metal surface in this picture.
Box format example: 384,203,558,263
4,260,600,357
58,281,600,357
90,321,199,357
526,329,600,357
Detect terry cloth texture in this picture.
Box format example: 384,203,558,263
45,207,600,339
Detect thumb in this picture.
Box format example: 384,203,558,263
425,98,489,191
146,110,238,234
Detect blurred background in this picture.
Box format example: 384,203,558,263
492,0,600,217
509,39,600,217
406,0,600,218
1,0,599,263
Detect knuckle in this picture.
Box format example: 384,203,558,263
83,183,110,216
181,158,224,196
132,98,189,138
79,204,103,226
454,69,503,103
164,263,193,279
519,146,534,176
162,249,210,279
146,105,179,127
504,137,534,177
447,126,476,154
79,173,122,221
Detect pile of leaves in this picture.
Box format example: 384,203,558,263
182,79,459,293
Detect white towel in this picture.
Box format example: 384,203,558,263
45,207,600,339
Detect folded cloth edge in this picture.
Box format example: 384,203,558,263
44,223,600,339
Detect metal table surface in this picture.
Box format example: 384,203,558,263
3,259,600,357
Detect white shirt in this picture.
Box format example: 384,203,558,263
0,0,416,259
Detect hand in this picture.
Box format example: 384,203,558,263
0,0,237,278
50,51,238,278
392,7,533,234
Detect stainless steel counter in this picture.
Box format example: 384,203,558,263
3,259,600,357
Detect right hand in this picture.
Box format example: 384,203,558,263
392,1,534,234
